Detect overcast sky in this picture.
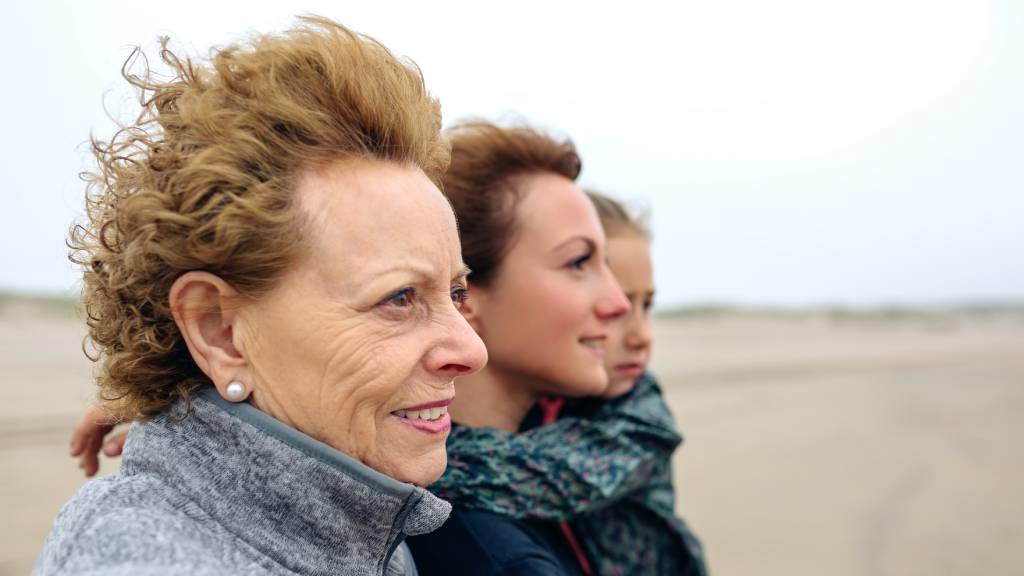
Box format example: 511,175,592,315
2,0,1021,308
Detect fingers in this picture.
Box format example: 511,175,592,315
103,430,129,457
70,404,119,478
70,405,114,456
82,423,106,477
79,434,102,478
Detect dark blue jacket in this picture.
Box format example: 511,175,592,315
407,509,584,576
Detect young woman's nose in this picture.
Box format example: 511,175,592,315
595,268,630,321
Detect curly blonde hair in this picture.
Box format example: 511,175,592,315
70,16,449,420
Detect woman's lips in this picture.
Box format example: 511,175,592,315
392,411,451,435
614,363,645,377
399,398,453,411
579,335,607,357
391,398,453,435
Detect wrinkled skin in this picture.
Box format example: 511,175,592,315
74,159,488,487
235,160,486,486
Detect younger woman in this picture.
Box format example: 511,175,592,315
407,127,706,575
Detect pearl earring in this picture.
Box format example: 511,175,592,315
225,380,248,402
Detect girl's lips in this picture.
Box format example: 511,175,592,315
393,412,451,435
614,363,645,377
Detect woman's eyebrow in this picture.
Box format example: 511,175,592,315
361,261,471,289
452,264,471,282
363,259,437,279
550,235,596,254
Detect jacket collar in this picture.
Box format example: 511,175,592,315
121,387,450,575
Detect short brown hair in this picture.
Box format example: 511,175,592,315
585,190,650,239
442,121,581,286
70,16,448,420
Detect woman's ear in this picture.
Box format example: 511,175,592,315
169,272,249,400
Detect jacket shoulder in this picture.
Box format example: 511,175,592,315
35,474,256,575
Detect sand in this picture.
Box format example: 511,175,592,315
2,299,1022,575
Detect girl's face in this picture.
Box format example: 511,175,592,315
601,233,655,398
466,173,630,397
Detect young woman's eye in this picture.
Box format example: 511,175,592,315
383,287,415,308
567,251,593,270
643,297,654,312
451,286,470,310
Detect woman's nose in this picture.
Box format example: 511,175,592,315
595,268,630,321
431,309,488,378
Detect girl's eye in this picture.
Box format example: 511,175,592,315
451,286,470,310
384,288,415,308
643,297,654,312
568,252,593,270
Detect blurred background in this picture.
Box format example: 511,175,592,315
1,1,1021,574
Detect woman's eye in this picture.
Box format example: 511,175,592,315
451,286,470,310
383,288,415,308
568,252,593,270
643,297,654,312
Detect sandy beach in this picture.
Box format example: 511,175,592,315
2,297,1022,575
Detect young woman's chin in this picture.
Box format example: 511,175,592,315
543,357,609,397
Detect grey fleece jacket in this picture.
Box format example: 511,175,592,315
35,387,451,576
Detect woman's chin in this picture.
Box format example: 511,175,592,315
379,450,448,487
601,377,637,399
551,365,609,398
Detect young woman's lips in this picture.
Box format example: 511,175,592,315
579,335,607,357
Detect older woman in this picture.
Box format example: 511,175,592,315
36,16,485,576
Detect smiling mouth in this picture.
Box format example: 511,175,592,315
390,397,454,435
579,336,606,355
392,406,448,421
391,407,452,435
